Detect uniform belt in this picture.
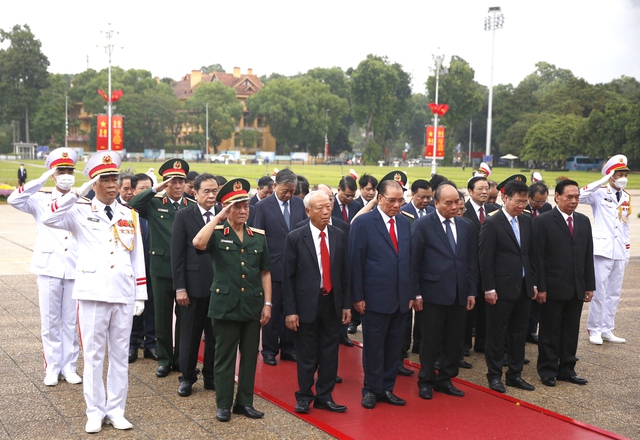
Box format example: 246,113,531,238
319,288,333,296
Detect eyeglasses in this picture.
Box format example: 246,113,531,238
380,194,402,205
509,198,528,207
529,199,546,206
341,193,356,199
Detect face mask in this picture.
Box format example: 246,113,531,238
55,174,75,191
614,177,628,190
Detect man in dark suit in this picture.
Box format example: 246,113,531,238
171,173,220,397
250,176,274,206
18,164,27,186
350,177,413,409
411,184,478,400
333,176,363,223
129,159,195,378
401,179,434,219
534,180,595,387
464,176,498,354
253,168,306,366
479,179,536,393
355,173,378,207
525,181,553,344
284,191,351,414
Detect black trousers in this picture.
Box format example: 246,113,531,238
261,281,295,357
178,295,215,383
417,303,466,388
473,288,487,351
294,295,341,403
485,282,531,381
537,296,583,380
130,276,156,350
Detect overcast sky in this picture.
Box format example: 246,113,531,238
3,0,640,93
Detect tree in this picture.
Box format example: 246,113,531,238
237,129,262,148
399,93,430,154
200,64,225,74
0,25,50,142
184,81,243,153
521,114,582,162
32,73,72,146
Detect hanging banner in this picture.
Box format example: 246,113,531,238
96,114,124,151
425,126,446,158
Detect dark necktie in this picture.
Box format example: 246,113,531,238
341,204,348,223
616,191,621,202
419,209,425,218
105,205,113,220
567,216,574,236
283,201,290,230
319,231,332,292
173,201,180,211
479,206,485,225
389,218,398,253
532,209,537,218
445,219,456,252
204,211,212,224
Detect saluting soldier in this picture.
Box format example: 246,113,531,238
128,159,195,378
8,148,82,387
193,178,272,422
42,151,147,433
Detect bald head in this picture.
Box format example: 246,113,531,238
316,184,335,204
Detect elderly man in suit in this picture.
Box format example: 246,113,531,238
171,173,221,397
535,180,595,387
252,168,306,366
411,184,478,400
284,191,351,414
479,179,537,393
350,176,413,409
333,176,363,223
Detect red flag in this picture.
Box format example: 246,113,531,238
111,90,123,102
111,115,124,151
96,115,109,150
425,126,446,158
97,89,109,102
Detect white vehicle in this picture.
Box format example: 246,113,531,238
210,153,235,163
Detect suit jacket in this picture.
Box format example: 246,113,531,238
282,223,350,322
333,198,363,223
479,209,535,300
250,194,260,206
401,200,435,220
410,213,478,306
525,202,552,218
252,194,306,282
18,167,27,181
349,207,413,314
171,203,220,298
464,200,497,232
533,208,595,300
295,217,349,235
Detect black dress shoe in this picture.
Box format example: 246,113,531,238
178,381,193,397
506,377,535,391
459,360,473,369
362,392,377,409
347,323,357,334
489,378,506,393
380,391,406,406
526,333,539,344
434,360,441,370
143,347,159,360
523,358,531,365
263,355,277,366
434,383,465,397
295,400,310,414
557,375,588,385
232,405,264,418
335,375,343,384
216,408,231,422
172,365,181,372
418,386,433,400
463,348,471,357
128,348,138,364
156,365,171,378
204,380,215,390
541,377,557,387
398,365,414,376
339,336,354,347
280,353,297,362
314,400,347,413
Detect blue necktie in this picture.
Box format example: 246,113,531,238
445,219,456,253
283,201,290,230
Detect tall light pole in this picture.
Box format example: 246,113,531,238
65,95,69,148
430,51,447,177
484,6,504,159
205,103,209,154
100,24,119,150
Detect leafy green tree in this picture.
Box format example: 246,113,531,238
237,129,262,148
200,64,225,74
521,114,582,162
32,73,72,145
0,25,50,142
399,93,430,154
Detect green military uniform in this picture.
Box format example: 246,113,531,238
205,221,270,409
129,185,195,369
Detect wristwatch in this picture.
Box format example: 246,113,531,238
264,302,273,307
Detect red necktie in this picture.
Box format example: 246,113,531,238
567,216,574,236
341,204,348,223
479,206,485,225
389,218,398,253
320,231,332,292
533,209,537,218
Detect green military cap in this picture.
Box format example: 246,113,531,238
378,170,408,192
159,158,189,181
217,178,251,204
497,174,527,193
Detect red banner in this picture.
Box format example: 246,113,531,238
96,114,124,151
425,126,446,158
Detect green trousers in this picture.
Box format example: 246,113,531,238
151,275,180,368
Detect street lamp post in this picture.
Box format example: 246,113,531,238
484,6,504,159
100,24,119,151
430,51,446,177
206,103,209,154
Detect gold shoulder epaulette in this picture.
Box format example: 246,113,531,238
522,209,531,215
76,198,91,204
120,203,133,209
185,196,196,204
154,191,165,198
488,209,500,216
400,211,415,219
38,189,52,193
623,189,631,199
249,227,265,235
80,196,91,202
214,225,225,230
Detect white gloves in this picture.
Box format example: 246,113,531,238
78,176,100,198
134,300,145,316
37,168,56,185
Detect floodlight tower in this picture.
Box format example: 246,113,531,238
484,6,504,158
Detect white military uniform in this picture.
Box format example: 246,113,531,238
7,181,79,378
42,193,147,421
580,179,631,337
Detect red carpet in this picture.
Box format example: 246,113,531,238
247,341,625,440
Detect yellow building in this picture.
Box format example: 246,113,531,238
67,102,92,151
172,67,276,154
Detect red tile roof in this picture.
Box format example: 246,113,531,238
172,70,264,100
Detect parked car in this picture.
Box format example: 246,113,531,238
210,153,235,163
565,156,603,171
324,158,348,165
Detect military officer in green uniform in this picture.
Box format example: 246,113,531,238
193,178,272,422
128,159,195,378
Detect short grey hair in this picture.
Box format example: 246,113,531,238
303,190,330,209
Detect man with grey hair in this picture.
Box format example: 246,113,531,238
118,172,135,204
253,169,306,366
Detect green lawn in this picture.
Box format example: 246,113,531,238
1,159,638,190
